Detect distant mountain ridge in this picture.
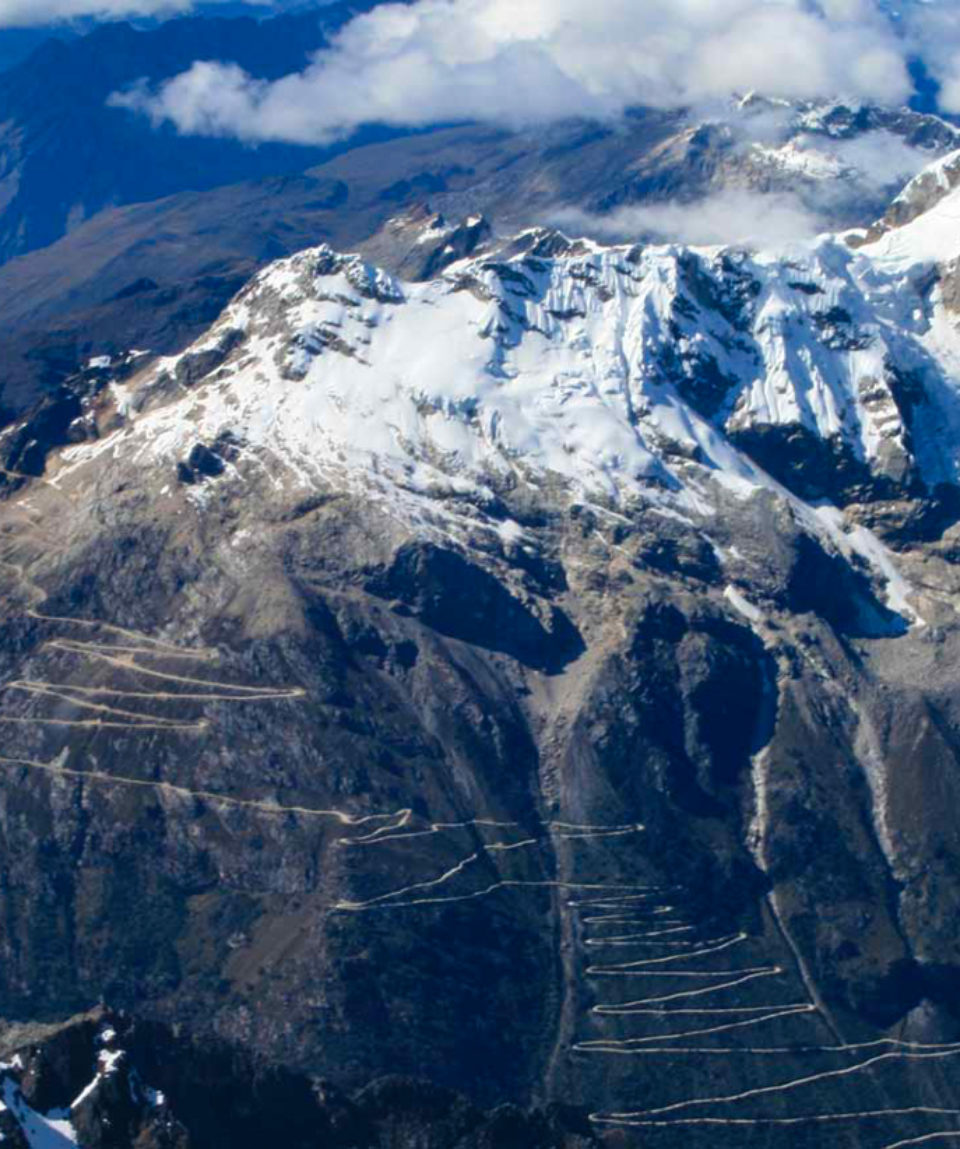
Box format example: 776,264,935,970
0,2,388,268
0,26,76,72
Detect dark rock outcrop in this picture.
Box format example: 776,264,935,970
0,1014,600,1149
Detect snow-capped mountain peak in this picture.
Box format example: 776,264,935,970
38,150,960,631
67,170,956,489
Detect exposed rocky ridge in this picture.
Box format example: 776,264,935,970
3,157,960,1147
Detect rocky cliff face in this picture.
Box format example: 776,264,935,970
3,154,960,1147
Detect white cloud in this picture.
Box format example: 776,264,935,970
942,67,960,115
552,191,825,250
822,132,932,188
0,0,184,22
114,0,925,145
0,0,264,26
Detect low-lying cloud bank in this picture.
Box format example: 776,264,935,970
111,0,960,145
553,192,826,251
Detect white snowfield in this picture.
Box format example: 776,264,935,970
60,148,960,614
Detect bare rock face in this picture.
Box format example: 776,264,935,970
5,154,960,1148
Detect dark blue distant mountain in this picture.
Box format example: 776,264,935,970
0,26,75,72
0,2,391,266
0,3,342,73
908,57,947,117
